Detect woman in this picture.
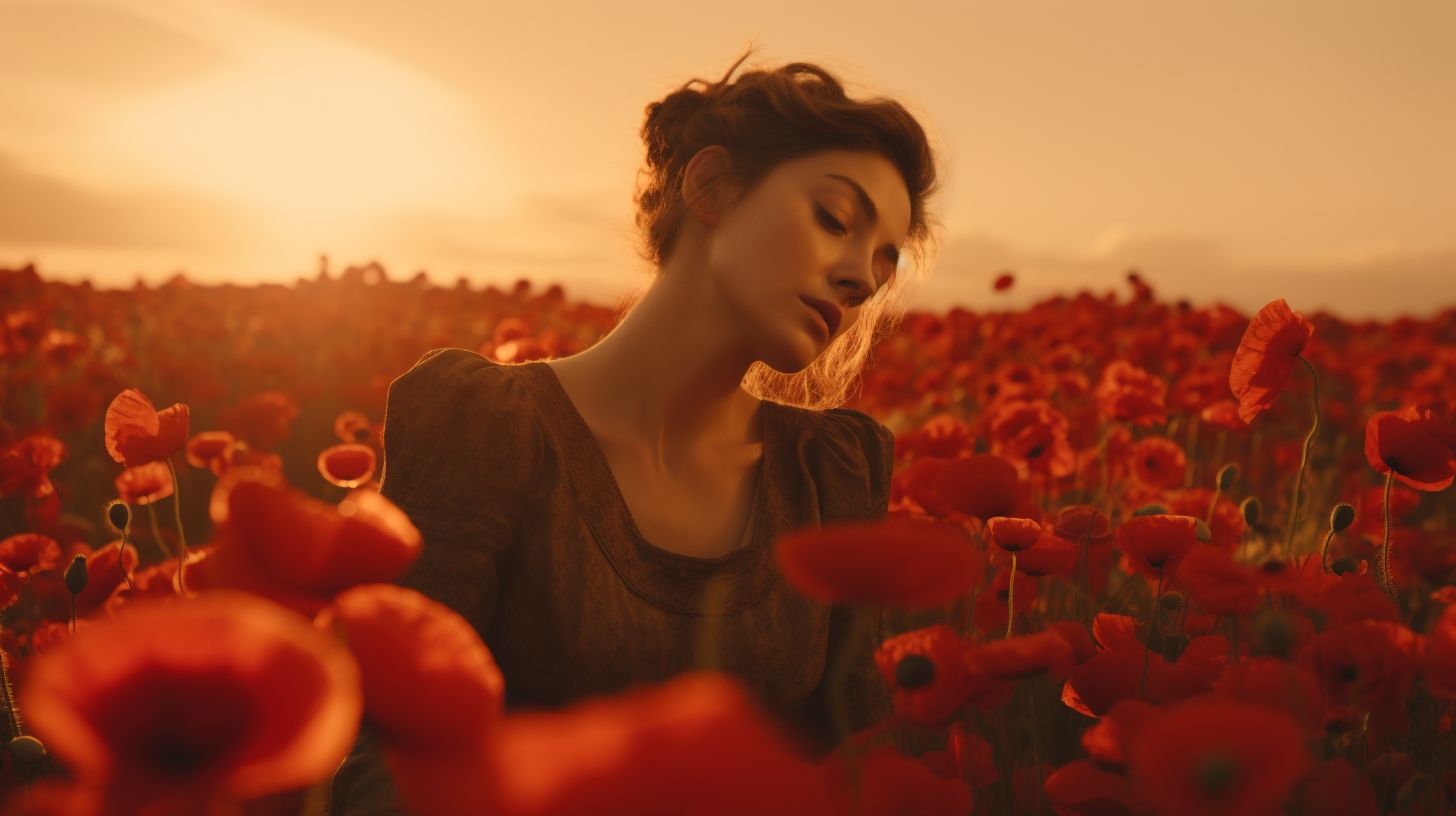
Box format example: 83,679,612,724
330,46,943,813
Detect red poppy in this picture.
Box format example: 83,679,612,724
0,532,62,576
1080,698,1157,768
1005,532,1077,577
1228,298,1315,424
1129,436,1188,490
873,624,982,726
818,744,975,816
987,399,1076,479
103,388,190,468
192,466,422,614
1214,658,1324,739
74,541,140,613
1116,514,1201,579
894,453,1027,522
185,430,236,469
1165,488,1246,550
0,434,66,499
775,516,982,609
1044,760,1135,815
1126,696,1311,816
1051,505,1114,546
1303,620,1420,735
114,461,174,506
212,439,284,476
481,672,845,816
993,272,1015,291
19,591,362,807
1095,360,1168,427
972,623,1091,681
219,390,299,451
1171,544,1261,616
1364,405,1456,491
317,442,377,488
1424,601,1456,699
1200,398,1248,432
316,584,503,752
1293,758,1379,816
986,516,1042,552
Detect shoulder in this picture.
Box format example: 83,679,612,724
784,404,896,522
380,347,542,508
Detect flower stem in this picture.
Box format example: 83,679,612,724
1005,553,1018,639
1320,528,1337,575
145,502,175,561
1380,470,1396,600
1282,355,1321,555
0,640,22,740
165,458,189,595
1139,571,1163,700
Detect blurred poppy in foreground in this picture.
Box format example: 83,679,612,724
1126,696,1311,816
103,388,190,468
1364,404,1456,491
775,516,981,609
19,591,362,810
1228,298,1314,424
192,466,421,614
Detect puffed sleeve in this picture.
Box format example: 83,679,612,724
329,347,542,816
797,409,897,756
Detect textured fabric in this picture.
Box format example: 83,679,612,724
329,347,896,814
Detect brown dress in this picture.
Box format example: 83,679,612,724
329,347,896,814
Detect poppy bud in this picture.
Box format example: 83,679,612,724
1159,592,1185,612
1239,497,1261,526
64,554,88,595
895,654,936,690
7,735,46,765
1215,463,1239,491
1329,503,1356,534
1252,611,1296,659
105,499,131,534
1133,504,1169,517
1195,519,1212,542
1330,556,1358,576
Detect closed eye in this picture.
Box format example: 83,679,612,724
815,205,847,236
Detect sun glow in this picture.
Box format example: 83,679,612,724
96,30,510,234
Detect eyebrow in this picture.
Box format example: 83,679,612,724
822,173,902,268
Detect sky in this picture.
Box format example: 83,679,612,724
1,0,1452,318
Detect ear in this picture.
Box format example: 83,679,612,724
680,145,736,227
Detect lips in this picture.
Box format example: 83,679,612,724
800,296,842,337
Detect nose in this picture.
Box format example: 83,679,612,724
833,256,879,302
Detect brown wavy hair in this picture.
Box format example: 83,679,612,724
619,46,945,411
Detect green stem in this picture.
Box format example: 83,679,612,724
1380,470,1396,600
165,458,189,595
145,502,175,561
1282,355,1321,555
1138,571,1163,700
1005,553,1018,639
0,641,22,739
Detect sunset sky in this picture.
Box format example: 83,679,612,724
1,0,1452,318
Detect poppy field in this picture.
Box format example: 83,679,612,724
1,259,1455,815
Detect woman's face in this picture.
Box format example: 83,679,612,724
700,148,912,372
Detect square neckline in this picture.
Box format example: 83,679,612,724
527,360,776,566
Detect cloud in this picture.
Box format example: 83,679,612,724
0,151,270,251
